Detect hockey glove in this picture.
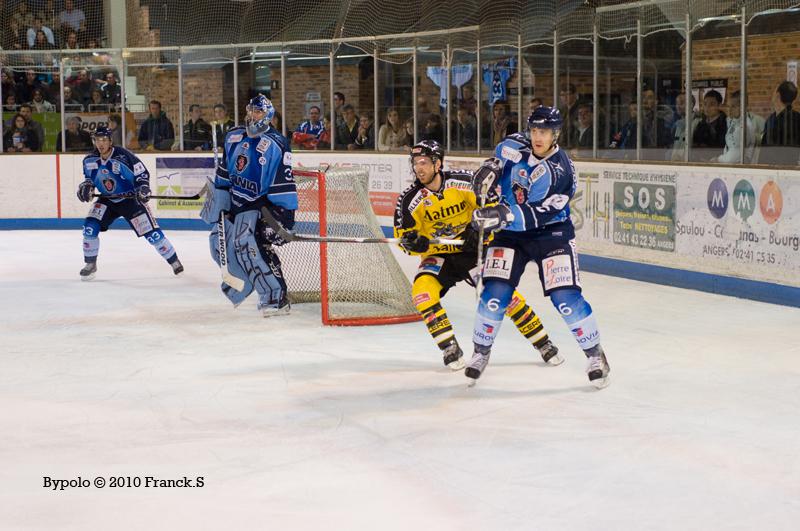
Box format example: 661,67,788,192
472,157,503,200
136,184,151,204
471,203,513,232
399,230,430,253
77,180,94,202
460,224,484,255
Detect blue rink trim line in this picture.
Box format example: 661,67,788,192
579,254,800,308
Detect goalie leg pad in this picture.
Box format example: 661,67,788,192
550,288,600,350
144,229,178,263
232,210,286,308
209,222,254,306
82,218,101,262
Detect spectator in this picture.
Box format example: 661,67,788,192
459,85,477,115
669,93,701,161
38,1,59,32
333,91,346,128
3,19,27,50
16,70,43,105
692,89,727,161
416,96,433,138
64,30,80,50
4,114,40,152
292,105,324,149
400,118,415,148
108,113,125,146
451,106,477,150
18,104,45,151
30,88,55,112
529,97,543,116
4,94,18,112
271,111,283,136
335,104,359,150
56,115,92,152
183,104,211,151
641,88,672,150
573,103,594,153
490,100,516,146
88,89,108,111
32,30,58,53
716,90,757,164
100,73,121,105
378,107,405,151
211,103,235,140
317,116,332,150
12,2,35,31
1,71,16,103
352,112,375,150
60,85,83,111
421,114,444,144
70,69,93,106
137,100,175,151
27,17,55,48
58,0,86,34
760,81,800,165
559,83,581,148
611,101,638,151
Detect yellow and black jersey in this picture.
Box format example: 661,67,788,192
394,170,484,256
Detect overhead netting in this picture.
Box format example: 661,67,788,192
274,167,419,326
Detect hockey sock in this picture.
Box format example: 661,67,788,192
549,289,601,351
420,303,456,350
472,280,514,349
145,229,178,263
82,220,100,263
506,291,550,348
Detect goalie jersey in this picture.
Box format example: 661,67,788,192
393,170,484,256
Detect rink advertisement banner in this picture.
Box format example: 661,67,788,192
153,157,212,211
573,162,800,287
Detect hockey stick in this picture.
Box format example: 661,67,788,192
92,191,205,200
260,206,463,246
212,123,245,291
475,180,490,300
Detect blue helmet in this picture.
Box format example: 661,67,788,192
93,125,112,140
246,93,275,136
527,106,563,131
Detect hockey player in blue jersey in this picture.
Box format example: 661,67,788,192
76,126,183,280
467,106,611,388
200,94,298,316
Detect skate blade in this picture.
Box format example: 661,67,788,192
447,358,466,371
590,375,610,389
545,353,565,366
262,306,291,318
80,273,96,282
466,377,478,387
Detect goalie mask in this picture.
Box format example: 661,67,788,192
245,94,275,137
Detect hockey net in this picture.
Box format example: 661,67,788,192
275,167,420,326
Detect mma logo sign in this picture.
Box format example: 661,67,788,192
236,154,249,172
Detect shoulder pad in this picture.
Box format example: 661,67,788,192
495,136,530,164
225,126,246,144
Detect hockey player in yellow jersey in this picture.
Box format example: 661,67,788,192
394,140,562,370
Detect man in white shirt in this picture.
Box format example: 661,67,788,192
27,17,55,48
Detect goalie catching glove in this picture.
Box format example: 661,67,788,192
471,203,513,232
399,230,430,253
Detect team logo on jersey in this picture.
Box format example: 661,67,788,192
518,169,528,179
256,138,271,153
236,154,249,172
259,157,266,165
102,177,115,192
512,182,528,204
242,142,250,150
423,199,433,206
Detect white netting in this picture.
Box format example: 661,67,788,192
275,167,418,325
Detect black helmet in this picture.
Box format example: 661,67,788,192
410,139,445,165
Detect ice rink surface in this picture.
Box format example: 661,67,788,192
1,230,799,530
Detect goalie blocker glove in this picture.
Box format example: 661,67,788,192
472,157,503,199
399,230,430,253
77,180,94,202
471,203,513,232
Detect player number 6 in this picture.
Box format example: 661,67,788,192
558,303,572,316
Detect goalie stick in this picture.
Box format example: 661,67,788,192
211,124,245,291
260,206,463,246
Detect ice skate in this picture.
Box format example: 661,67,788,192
79,262,97,281
585,346,610,389
536,339,564,365
465,345,491,385
259,295,291,318
441,340,465,370
171,259,184,275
